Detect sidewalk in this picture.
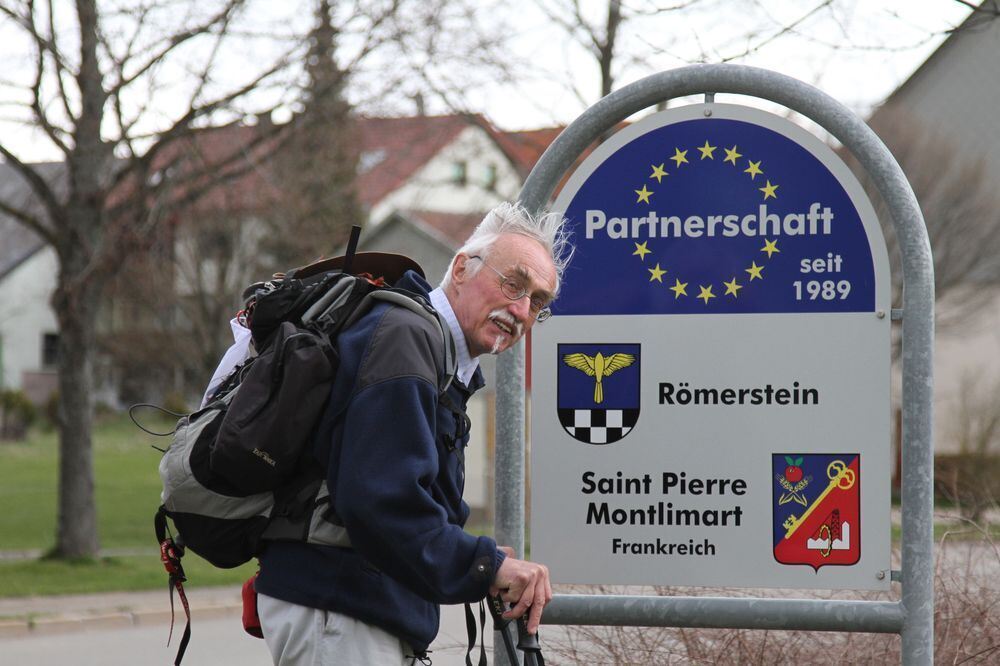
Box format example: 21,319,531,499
0,584,245,639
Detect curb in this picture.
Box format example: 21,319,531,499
0,603,243,639
0,588,245,640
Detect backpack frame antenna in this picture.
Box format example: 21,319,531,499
342,225,362,274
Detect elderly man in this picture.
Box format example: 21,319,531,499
254,202,572,664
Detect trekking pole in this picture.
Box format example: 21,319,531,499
488,595,546,665
515,615,545,666
488,595,521,665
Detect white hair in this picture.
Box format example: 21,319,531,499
440,202,573,294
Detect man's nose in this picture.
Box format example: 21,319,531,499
507,295,532,323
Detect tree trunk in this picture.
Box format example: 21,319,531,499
51,277,101,558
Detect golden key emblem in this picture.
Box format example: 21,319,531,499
782,460,856,539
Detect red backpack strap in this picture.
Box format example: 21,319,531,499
155,507,191,665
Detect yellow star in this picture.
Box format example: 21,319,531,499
723,277,743,297
744,160,763,179
670,278,688,299
670,147,688,167
633,241,651,260
760,238,780,258
760,180,779,200
746,261,764,281
649,163,668,183
697,285,715,304
635,184,653,204
648,263,666,283
697,141,716,160
723,145,742,165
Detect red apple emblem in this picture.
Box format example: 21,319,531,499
784,456,804,483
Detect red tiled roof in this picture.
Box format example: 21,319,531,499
155,114,493,214
125,114,573,219
491,127,565,178
491,123,628,196
157,122,284,214
355,115,484,207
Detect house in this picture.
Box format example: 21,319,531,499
868,2,1000,454
0,162,63,405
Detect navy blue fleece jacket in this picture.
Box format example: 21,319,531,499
255,271,505,652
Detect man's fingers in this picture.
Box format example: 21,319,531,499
526,564,551,633
492,556,552,632
504,583,535,625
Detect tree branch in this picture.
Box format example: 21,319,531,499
106,0,245,96
0,197,55,245
0,141,63,230
47,0,77,123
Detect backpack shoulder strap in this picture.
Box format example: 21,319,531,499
346,289,458,395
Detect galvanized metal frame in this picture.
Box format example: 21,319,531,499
495,64,933,665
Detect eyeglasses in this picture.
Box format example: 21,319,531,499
470,255,552,322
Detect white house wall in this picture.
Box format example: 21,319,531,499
887,16,1000,169
878,15,1000,455
369,126,523,224
0,246,58,392
931,286,1000,453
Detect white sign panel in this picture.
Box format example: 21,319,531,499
530,104,891,590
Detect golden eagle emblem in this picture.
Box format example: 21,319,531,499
562,352,636,404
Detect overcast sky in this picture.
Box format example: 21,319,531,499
475,0,975,131
0,0,977,162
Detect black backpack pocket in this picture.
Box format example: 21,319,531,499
210,321,337,493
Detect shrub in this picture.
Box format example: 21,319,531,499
546,530,1000,664
161,390,190,416
0,389,37,441
935,453,1000,523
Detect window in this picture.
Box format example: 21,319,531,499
483,163,498,191
450,161,467,186
42,333,59,368
358,149,387,174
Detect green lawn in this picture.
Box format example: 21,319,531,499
0,414,257,597
1,415,994,599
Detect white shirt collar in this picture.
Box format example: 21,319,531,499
429,287,480,386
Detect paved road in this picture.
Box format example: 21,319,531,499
3,615,272,666
0,595,493,666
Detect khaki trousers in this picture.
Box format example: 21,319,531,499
258,592,415,665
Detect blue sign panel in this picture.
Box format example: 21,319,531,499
554,114,879,315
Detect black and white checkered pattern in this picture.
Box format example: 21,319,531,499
558,408,639,445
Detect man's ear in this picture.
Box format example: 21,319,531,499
451,253,470,287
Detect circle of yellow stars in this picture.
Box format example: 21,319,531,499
631,139,782,305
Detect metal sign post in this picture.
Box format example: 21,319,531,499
495,64,933,664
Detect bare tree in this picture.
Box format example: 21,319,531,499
529,1,996,119
0,0,301,558
0,0,510,558
100,0,514,403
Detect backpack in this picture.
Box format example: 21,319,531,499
149,236,462,664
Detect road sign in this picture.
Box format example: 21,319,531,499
530,103,891,590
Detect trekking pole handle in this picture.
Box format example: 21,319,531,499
487,595,521,665
515,616,544,666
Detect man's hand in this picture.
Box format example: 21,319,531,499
490,546,552,634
